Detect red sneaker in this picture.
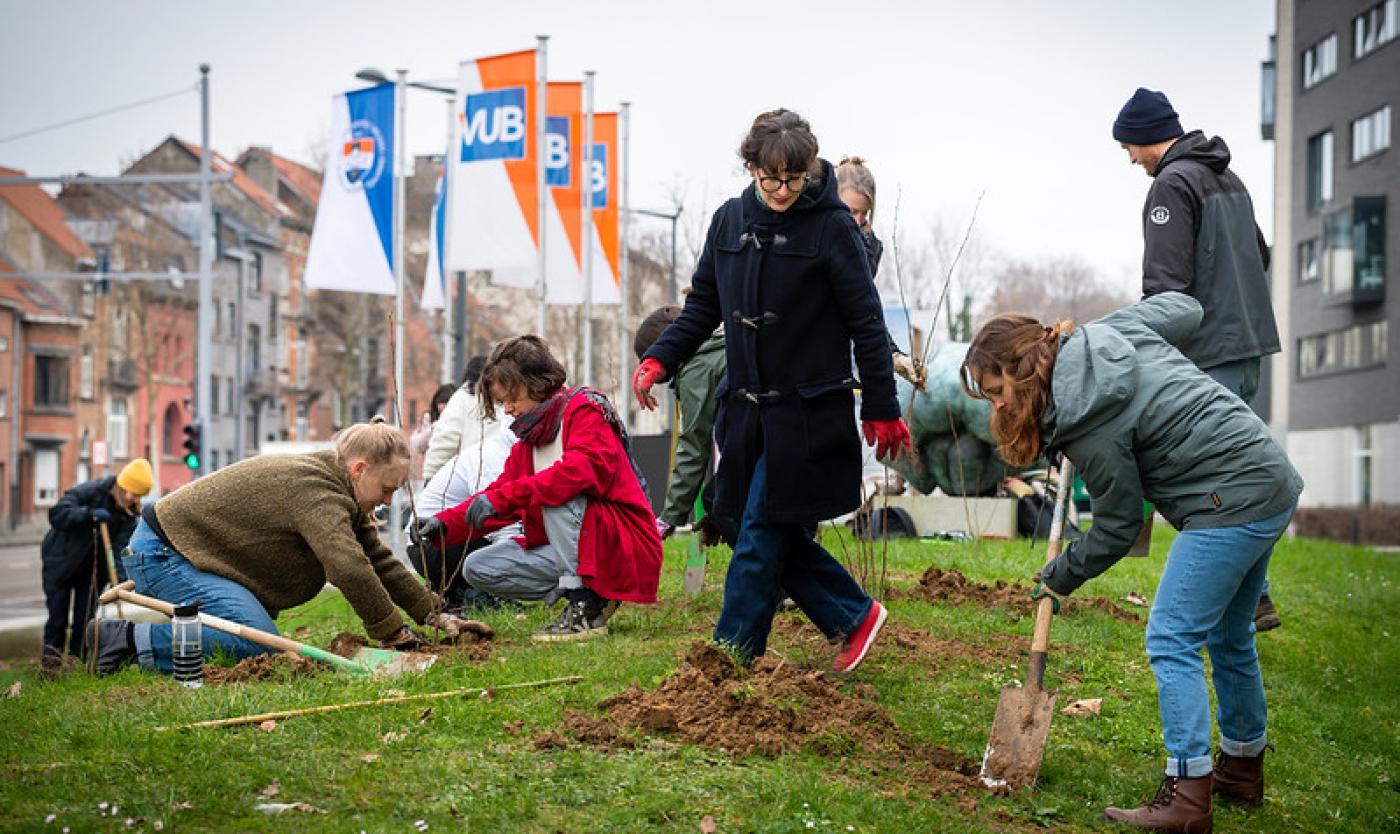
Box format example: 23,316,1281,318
834,601,887,673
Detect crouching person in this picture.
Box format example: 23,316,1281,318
961,291,1302,832
419,335,663,642
87,418,473,675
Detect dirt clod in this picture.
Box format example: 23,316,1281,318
899,566,1141,623
203,653,319,685
561,642,979,795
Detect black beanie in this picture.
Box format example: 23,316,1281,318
1112,88,1183,145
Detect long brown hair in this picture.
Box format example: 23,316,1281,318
960,315,1074,467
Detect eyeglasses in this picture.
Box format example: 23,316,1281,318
756,173,809,194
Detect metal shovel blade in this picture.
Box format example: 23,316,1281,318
349,646,436,676
978,683,1058,789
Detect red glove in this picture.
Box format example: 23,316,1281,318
633,358,666,411
862,418,912,462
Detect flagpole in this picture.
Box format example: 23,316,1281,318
581,70,596,388
618,101,631,427
535,35,549,338
440,95,456,383
393,70,407,424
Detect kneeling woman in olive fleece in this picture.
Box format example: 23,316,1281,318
961,292,1301,833
89,419,474,674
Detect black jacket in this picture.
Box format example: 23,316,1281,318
1140,131,1280,370
645,159,899,523
40,476,138,585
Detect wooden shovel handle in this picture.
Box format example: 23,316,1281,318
98,522,120,588
105,585,307,655
1027,458,1075,688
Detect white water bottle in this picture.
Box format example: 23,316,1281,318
171,603,203,689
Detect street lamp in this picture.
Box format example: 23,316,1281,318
630,206,683,304
354,68,454,95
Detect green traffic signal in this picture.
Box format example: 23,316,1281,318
184,453,200,469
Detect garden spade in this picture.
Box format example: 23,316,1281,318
98,581,434,676
683,493,707,597
979,458,1075,790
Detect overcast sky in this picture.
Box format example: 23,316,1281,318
0,0,1276,294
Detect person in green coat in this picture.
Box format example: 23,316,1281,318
961,292,1301,834
634,305,727,538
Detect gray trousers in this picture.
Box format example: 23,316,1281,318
462,497,586,603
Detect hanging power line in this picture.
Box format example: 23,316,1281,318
0,84,196,146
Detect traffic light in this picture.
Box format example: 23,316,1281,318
181,421,202,470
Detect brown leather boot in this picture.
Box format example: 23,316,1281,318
1104,775,1213,833
1253,593,1281,631
1213,746,1269,807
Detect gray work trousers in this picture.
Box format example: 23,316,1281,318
461,497,586,603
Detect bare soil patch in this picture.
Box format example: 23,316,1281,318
897,566,1141,623
558,643,981,796
203,653,320,685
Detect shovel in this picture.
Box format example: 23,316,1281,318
683,493,708,597
98,581,434,676
978,458,1075,790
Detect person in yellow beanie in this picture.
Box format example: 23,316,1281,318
39,458,151,668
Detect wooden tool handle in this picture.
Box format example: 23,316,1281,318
110,587,306,655
98,522,120,588
1027,458,1075,689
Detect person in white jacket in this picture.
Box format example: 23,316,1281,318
410,356,517,610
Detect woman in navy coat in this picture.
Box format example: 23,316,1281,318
636,109,910,672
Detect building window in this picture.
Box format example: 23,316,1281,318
34,355,70,408
1307,130,1334,212
1298,320,1389,378
1298,239,1321,283
1356,425,1374,505
162,402,182,457
108,398,129,459
247,324,261,380
111,308,127,358
1354,196,1387,300
80,283,95,317
0,389,7,418
250,252,263,294
1351,105,1392,163
211,449,219,472
226,377,236,415
1322,209,1354,294
79,346,94,399
1355,0,1399,59
1303,33,1337,89
34,447,60,507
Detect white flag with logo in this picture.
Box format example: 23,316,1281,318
304,84,397,295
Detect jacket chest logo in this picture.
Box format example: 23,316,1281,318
1150,206,1171,225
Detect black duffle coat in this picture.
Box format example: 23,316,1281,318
645,159,898,524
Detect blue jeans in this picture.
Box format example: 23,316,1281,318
713,454,872,659
123,519,277,673
1146,505,1294,777
1205,357,1269,597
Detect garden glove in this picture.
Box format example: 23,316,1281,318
424,611,495,641
861,418,913,462
90,507,111,524
416,515,446,542
380,625,427,650
656,518,674,540
1029,576,1066,615
632,358,666,411
465,495,495,529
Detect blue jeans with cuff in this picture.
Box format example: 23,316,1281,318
1146,505,1294,777
122,519,277,672
713,453,872,660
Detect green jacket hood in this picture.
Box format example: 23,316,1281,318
1044,324,1139,449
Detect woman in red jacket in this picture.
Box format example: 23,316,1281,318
419,336,662,641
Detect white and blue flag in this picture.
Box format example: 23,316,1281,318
420,168,447,310
304,84,397,295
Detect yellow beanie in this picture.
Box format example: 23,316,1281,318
117,458,154,497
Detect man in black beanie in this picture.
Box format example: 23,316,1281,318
1104,87,1284,833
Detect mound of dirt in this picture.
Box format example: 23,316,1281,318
203,653,320,685
561,643,980,795
764,617,1024,670
899,566,1141,623
327,629,492,663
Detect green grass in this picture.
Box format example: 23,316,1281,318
1,525,1396,833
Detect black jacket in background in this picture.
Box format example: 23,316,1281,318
645,159,898,523
40,476,138,585
1140,131,1280,370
